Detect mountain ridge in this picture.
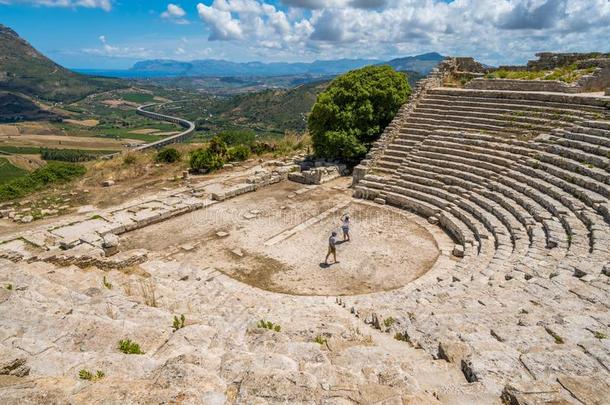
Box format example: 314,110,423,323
130,52,444,77
0,23,122,103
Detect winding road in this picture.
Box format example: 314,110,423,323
132,101,196,151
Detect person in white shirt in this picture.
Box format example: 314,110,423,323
341,214,351,242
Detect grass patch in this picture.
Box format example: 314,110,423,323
592,331,607,340
79,369,105,381
257,319,281,332
383,317,396,328
118,339,144,354
545,327,565,344
0,157,28,185
314,335,328,346
486,64,597,83
0,161,85,201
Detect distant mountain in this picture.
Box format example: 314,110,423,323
0,24,121,103
381,52,444,74
130,53,444,78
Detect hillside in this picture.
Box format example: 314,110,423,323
0,24,121,103
207,80,329,133
0,91,58,122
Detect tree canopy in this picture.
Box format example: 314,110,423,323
308,65,410,163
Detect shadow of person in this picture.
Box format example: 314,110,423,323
319,262,331,268
335,240,347,245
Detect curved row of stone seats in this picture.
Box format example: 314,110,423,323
393,147,566,279
418,129,607,262
371,88,609,178
351,77,610,401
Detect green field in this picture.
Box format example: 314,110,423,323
121,92,155,104
0,157,28,184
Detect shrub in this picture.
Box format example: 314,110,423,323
208,136,228,157
155,148,180,163
123,154,137,165
218,130,256,146
102,276,112,290
189,148,225,172
308,65,410,163
118,339,144,354
227,145,251,161
0,162,86,202
250,140,276,155
172,314,186,331
383,317,395,328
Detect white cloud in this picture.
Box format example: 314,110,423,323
82,35,155,58
161,3,189,24
31,0,609,66
2,0,112,11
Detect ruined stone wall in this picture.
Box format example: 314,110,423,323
465,66,610,93
528,52,610,70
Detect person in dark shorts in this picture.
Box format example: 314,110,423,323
325,231,338,265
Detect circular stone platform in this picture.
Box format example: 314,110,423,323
122,182,440,296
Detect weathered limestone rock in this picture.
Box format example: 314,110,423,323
102,233,119,256
102,179,115,187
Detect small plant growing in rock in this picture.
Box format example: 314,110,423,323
394,332,410,342
258,319,281,332
79,369,105,381
383,317,395,328
118,339,144,354
102,276,112,290
172,314,185,331
5,283,12,290
314,335,327,345
545,327,564,344
593,331,607,340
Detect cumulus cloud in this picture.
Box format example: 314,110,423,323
161,3,189,24
1,0,112,11
499,0,566,30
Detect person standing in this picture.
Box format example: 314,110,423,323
341,214,351,242
325,231,338,265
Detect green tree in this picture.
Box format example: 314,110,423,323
308,65,410,163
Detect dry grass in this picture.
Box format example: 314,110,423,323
139,279,158,307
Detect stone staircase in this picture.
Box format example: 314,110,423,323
351,86,610,402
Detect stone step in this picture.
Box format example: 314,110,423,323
416,101,591,122
427,87,610,109
558,129,610,149
419,96,606,118
408,114,552,133
405,121,516,137
541,142,610,170
414,106,576,128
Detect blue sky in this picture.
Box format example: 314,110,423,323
1,0,608,69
